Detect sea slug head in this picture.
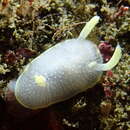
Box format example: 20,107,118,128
77,16,122,72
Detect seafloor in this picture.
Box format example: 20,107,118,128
0,0,130,130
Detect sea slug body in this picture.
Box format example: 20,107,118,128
8,16,122,109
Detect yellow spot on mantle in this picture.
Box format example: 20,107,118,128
34,75,46,87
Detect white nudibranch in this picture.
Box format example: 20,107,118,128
8,16,122,109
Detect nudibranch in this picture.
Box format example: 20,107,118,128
8,16,122,109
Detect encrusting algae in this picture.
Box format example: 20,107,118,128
0,0,129,130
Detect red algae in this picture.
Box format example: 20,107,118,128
4,48,36,64
98,41,114,62
15,48,36,58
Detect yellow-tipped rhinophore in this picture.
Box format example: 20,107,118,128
78,16,100,39
94,44,122,71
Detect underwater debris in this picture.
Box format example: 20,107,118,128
106,70,113,77
4,49,36,65
15,48,36,58
4,50,17,65
103,87,113,98
72,98,87,112
100,100,112,116
111,5,129,20
2,0,9,8
62,118,79,128
0,64,10,74
0,0,10,11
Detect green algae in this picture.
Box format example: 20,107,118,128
99,53,130,130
